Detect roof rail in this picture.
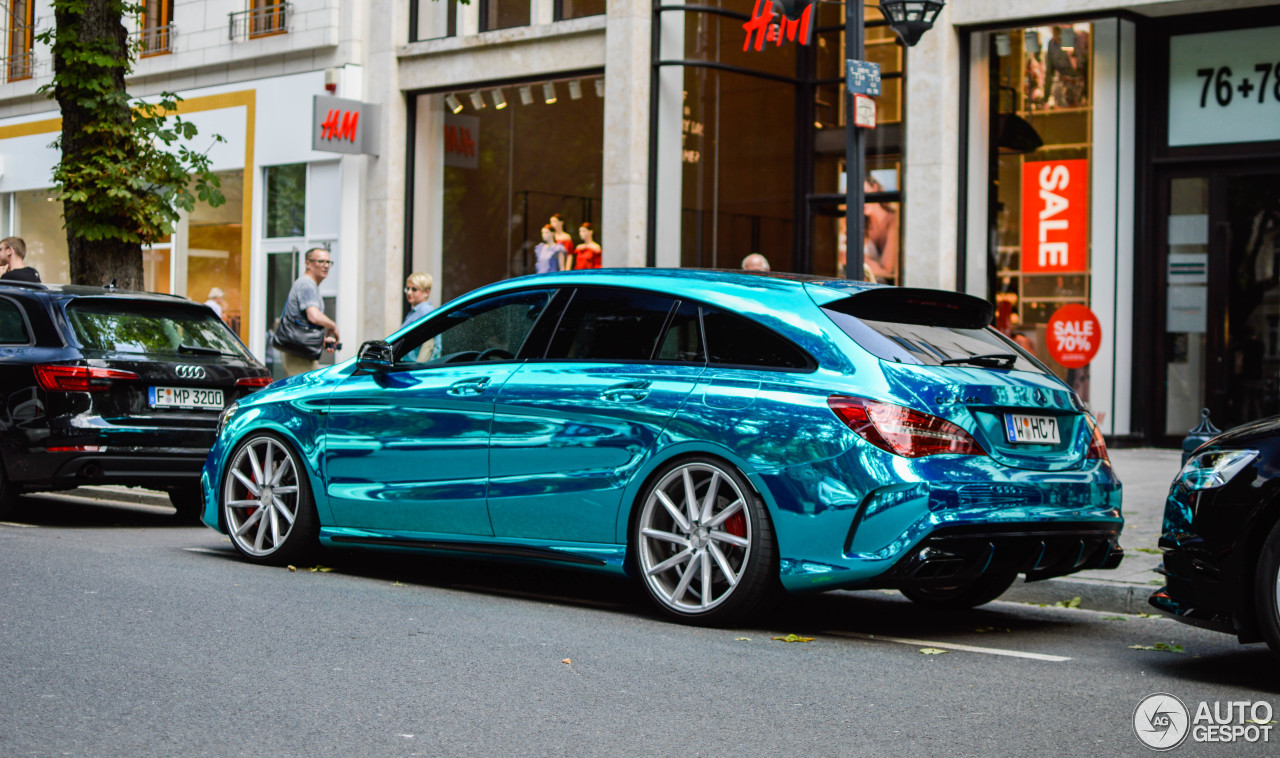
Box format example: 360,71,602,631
0,279,49,290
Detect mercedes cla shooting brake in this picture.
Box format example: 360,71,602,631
202,269,1122,624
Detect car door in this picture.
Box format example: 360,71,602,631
323,288,556,536
488,288,705,543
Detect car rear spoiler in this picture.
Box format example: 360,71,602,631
824,288,994,329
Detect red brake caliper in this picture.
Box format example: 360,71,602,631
724,511,747,539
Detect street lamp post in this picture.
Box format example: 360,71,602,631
845,0,945,280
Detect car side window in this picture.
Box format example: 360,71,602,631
701,307,811,370
0,298,29,344
545,287,677,361
395,288,554,367
654,301,704,363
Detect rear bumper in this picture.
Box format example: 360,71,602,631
4,447,209,490
878,522,1123,590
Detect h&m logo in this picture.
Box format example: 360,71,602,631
742,0,814,52
320,109,359,142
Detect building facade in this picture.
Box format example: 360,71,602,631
1,1,1277,443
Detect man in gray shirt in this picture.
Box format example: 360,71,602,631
278,248,341,376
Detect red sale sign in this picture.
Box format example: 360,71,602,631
1021,159,1089,274
1046,304,1101,369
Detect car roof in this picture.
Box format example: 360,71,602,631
0,280,198,305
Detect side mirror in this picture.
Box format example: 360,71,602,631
356,340,394,372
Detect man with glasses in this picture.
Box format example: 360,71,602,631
276,247,340,376
0,237,39,282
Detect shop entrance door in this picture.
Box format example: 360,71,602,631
1159,167,1280,438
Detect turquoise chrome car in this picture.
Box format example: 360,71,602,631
202,269,1122,624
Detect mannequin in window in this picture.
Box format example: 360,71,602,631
572,222,602,270
864,178,899,282
534,225,566,273
549,214,575,263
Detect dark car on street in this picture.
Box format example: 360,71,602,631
0,280,272,521
1151,417,1280,657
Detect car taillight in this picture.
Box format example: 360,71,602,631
236,376,273,389
828,395,986,458
1085,415,1109,462
33,364,139,392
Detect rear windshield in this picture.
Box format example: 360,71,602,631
66,300,251,358
822,307,1047,373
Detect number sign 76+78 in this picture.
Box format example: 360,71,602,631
1197,64,1280,107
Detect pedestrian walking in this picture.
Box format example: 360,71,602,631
272,248,340,376
402,272,435,327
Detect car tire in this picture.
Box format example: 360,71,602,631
900,568,1019,610
221,433,318,566
168,483,205,524
634,456,779,625
1253,518,1280,658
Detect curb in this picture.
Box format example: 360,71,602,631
999,576,1159,615
61,485,173,509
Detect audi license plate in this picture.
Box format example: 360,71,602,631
150,386,223,410
1004,413,1060,444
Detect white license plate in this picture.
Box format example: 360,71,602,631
150,386,224,410
1004,413,1060,444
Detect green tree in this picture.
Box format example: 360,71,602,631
37,0,224,288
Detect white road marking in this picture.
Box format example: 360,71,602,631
183,547,232,555
825,630,1072,661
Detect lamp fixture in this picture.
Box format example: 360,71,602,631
568,79,583,100
1025,29,1041,55
469,91,487,110
542,82,557,104
519,86,534,106
444,93,463,114
490,88,508,109
876,0,945,47
1059,26,1075,50
994,32,1011,57
594,78,605,98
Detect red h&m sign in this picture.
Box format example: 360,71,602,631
312,95,378,155
1020,159,1089,274
742,0,813,52
444,114,478,169
320,109,359,142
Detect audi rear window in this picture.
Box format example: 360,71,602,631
66,300,251,358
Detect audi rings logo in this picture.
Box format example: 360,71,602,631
1134,693,1190,750
175,365,207,380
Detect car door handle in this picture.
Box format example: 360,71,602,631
447,377,491,396
600,380,651,403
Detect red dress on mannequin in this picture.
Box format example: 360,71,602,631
572,243,601,269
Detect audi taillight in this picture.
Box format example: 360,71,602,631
33,364,139,392
1085,415,1109,462
828,396,986,458
236,376,272,389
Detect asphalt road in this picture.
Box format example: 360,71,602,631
2,495,1278,757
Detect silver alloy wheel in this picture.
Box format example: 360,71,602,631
638,461,753,614
223,436,302,557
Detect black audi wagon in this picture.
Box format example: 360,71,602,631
0,280,271,520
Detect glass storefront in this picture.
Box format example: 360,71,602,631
4,171,247,338
985,22,1097,402
260,161,341,378
657,1,905,278
433,75,605,302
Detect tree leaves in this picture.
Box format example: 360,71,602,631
772,634,815,643
36,0,226,280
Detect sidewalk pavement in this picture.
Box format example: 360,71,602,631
999,447,1181,613
64,448,1182,615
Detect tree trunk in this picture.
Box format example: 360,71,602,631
54,0,145,289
